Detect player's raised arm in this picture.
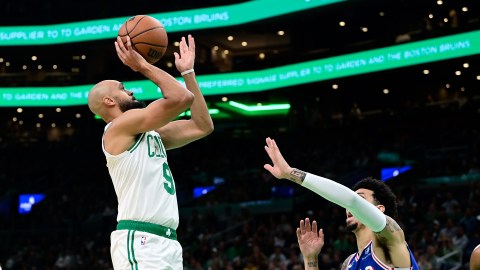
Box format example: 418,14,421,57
112,35,194,135
157,34,214,150
264,137,386,232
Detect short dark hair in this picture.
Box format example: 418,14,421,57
352,177,398,218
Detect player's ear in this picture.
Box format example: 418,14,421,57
377,205,385,213
103,96,115,106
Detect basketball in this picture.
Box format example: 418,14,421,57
118,15,168,64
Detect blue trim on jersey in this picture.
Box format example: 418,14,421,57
347,241,420,270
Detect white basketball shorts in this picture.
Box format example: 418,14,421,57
110,221,182,270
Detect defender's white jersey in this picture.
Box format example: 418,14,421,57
102,123,179,229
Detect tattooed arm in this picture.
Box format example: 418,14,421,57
374,216,411,268
304,259,319,270
263,137,386,232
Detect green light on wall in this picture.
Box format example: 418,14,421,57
217,101,290,116
228,101,290,111
178,108,220,117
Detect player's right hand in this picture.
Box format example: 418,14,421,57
115,36,147,72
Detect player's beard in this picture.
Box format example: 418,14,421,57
118,98,146,112
346,222,358,231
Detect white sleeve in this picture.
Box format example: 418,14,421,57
302,173,387,232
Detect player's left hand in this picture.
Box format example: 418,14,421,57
297,218,324,260
174,34,195,73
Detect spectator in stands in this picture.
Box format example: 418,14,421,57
247,244,269,269
425,245,441,270
269,245,288,269
439,218,457,239
452,225,469,251
441,192,460,216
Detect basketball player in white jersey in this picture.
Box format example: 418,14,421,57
87,34,213,269
263,137,419,270
472,244,480,270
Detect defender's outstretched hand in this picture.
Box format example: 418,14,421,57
297,218,324,261
264,137,293,179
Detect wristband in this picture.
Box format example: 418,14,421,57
181,69,194,76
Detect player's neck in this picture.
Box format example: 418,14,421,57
354,227,375,253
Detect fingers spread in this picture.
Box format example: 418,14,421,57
305,218,311,232
188,34,195,51
299,219,306,234
180,36,187,53
271,139,278,150
263,164,273,172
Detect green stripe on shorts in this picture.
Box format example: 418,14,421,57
127,230,138,270
118,220,177,240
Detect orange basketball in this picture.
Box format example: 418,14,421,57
118,15,168,64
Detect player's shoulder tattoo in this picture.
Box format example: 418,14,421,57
384,216,402,233
374,216,402,236
374,216,403,246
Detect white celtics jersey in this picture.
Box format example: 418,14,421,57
102,123,179,229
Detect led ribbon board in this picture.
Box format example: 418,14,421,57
0,0,344,46
1,30,479,106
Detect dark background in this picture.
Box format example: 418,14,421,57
0,0,479,269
